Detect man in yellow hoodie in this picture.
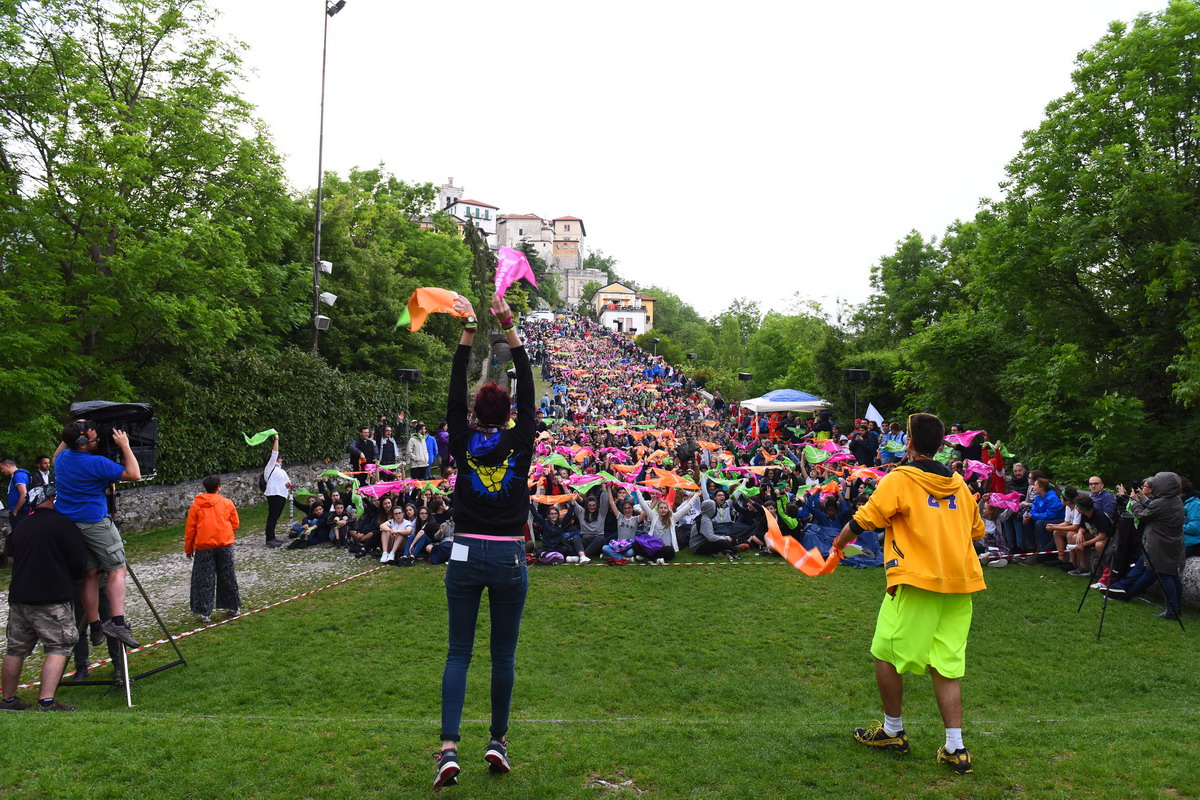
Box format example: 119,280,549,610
184,475,242,624
833,413,985,775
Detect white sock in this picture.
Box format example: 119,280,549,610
883,714,903,736
945,727,963,751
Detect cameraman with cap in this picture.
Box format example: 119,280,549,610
52,419,141,649
1,484,88,711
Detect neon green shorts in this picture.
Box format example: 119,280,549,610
870,585,973,679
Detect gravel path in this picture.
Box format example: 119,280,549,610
0,534,381,642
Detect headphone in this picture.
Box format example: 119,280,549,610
74,420,90,447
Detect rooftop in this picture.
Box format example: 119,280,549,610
459,199,499,209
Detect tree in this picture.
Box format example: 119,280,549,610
583,249,622,285
577,280,603,316
0,0,300,456
519,241,561,307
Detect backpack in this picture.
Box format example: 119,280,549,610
259,464,276,494
538,550,565,565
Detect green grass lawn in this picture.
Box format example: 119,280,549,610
1,557,1196,799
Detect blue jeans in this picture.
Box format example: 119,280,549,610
1001,515,1023,553
1119,557,1184,615
405,533,431,558
602,543,633,558
440,536,528,742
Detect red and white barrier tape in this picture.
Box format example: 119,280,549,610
19,564,388,689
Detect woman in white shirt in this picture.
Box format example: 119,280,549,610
380,504,415,563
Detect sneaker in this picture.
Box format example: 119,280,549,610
1154,610,1181,620
197,614,211,624
1102,585,1126,595
936,745,973,774
633,555,645,562
853,722,910,754
655,558,666,566
0,697,30,711
71,667,89,683
565,556,580,563
380,552,390,563
987,558,1009,568
1068,568,1091,576
226,608,241,618
88,623,105,646
265,539,284,548
578,555,591,565
433,748,459,788
484,738,511,774
736,543,750,551
35,699,77,712
1090,582,1106,590
727,553,742,562
101,620,140,649
1055,560,1074,571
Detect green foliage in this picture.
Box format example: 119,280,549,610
139,346,438,483
634,329,683,365
582,248,622,285
0,0,302,456
519,241,561,307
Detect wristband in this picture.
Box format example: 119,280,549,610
498,315,514,328
462,314,478,331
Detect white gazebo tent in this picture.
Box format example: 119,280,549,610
738,389,829,413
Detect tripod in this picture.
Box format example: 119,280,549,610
61,485,187,707
1079,537,1186,639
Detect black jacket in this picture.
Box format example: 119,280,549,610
9,506,87,605
448,344,535,537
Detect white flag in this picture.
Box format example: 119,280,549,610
865,403,884,427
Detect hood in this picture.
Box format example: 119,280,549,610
192,493,223,508
888,465,967,496
1149,471,1181,498
701,499,716,519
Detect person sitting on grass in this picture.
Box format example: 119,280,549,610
1067,495,1109,577
379,505,412,563
328,501,351,548
1046,487,1083,570
529,502,586,564
689,499,740,559
347,505,382,559
399,504,440,565
287,503,326,549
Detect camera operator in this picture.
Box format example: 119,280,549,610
51,419,141,649
1,485,87,712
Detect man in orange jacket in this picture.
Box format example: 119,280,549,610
833,413,986,775
185,475,242,624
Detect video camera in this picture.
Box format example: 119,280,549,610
68,401,158,479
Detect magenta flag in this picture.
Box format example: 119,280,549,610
944,429,985,447
494,246,538,299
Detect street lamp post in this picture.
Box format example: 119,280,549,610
312,0,347,352
650,337,660,357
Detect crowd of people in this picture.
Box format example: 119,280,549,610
243,312,1194,624
1,309,1194,717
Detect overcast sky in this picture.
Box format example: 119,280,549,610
212,0,1157,319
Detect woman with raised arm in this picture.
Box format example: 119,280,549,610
435,292,535,789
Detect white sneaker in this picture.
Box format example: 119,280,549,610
1090,582,1105,590
565,556,579,563
655,558,666,566
578,555,591,565
634,555,645,562
380,552,390,563
987,557,1008,568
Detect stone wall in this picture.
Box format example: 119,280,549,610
110,459,337,533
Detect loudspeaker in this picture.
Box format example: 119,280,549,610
843,369,870,383
393,369,421,383
737,372,753,382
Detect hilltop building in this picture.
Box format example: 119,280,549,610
594,282,655,335
434,179,606,307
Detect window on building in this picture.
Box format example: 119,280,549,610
484,209,490,220
565,224,571,232
518,228,524,236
